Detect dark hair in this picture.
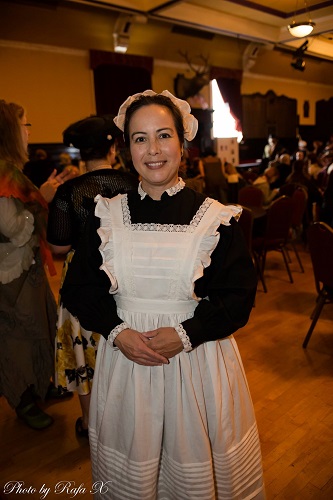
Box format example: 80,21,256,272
123,94,185,147
78,143,111,163
0,99,28,168
63,115,122,162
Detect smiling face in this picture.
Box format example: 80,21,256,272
129,104,182,200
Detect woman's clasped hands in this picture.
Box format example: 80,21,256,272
114,327,183,366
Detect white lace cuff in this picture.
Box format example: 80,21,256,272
175,324,192,352
108,322,130,347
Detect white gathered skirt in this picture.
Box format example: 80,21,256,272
89,306,265,500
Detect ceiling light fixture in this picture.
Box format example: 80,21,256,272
288,1,315,38
288,21,315,38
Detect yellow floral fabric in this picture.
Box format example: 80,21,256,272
55,251,100,395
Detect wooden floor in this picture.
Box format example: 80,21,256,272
1,246,333,499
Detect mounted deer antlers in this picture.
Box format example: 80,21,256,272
174,51,210,100
178,51,210,75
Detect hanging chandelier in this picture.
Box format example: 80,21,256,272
288,1,315,38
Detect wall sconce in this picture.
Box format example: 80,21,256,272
288,1,315,38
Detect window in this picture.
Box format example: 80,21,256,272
211,79,243,143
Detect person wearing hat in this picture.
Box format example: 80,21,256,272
47,114,138,438
60,91,264,498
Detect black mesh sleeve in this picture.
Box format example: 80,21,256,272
60,209,124,339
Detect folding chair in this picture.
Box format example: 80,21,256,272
302,222,333,348
238,185,264,209
238,204,266,293
252,196,294,292
288,186,308,272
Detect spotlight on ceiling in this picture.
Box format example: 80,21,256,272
290,40,308,71
288,1,315,38
113,14,132,53
291,57,306,71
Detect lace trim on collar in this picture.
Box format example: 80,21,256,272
121,195,213,233
138,178,185,200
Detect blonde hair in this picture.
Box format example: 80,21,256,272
0,99,29,169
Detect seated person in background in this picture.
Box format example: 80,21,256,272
297,139,309,158
260,134,286,173
180,152,205,193
320,171,333,228
58,152,80,180
184,155,205,180
253,163,280,207
295,149,307,163
265,160,284,189
277,153,292,186
286,159,323,222
201,147,228,204
224,162,246,203
308,152,324,183
263,134,278,160
319,134,333,159
310,139,324,159
23,148,56,187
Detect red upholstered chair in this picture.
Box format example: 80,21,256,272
238,204,266,294
288,186,308,273
302,222,333,348
252,196,294,292
240,170,259,185
238,185,264,209
237,205,253,251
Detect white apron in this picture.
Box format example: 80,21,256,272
89,194,265,500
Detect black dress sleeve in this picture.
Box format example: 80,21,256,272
47,182,73,246
182,217,257,348
60,209,124,338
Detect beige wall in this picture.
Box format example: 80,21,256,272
0,43,95,143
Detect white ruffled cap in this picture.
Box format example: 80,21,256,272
114,89,198,142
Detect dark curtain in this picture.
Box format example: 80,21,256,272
90,50,153,116
210,66,243,133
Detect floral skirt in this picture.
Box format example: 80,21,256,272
55,251,100,396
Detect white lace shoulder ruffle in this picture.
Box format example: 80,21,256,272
95,193,122,294
191,200,242,291
0,197,35,284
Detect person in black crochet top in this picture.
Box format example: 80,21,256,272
47,114,138,438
